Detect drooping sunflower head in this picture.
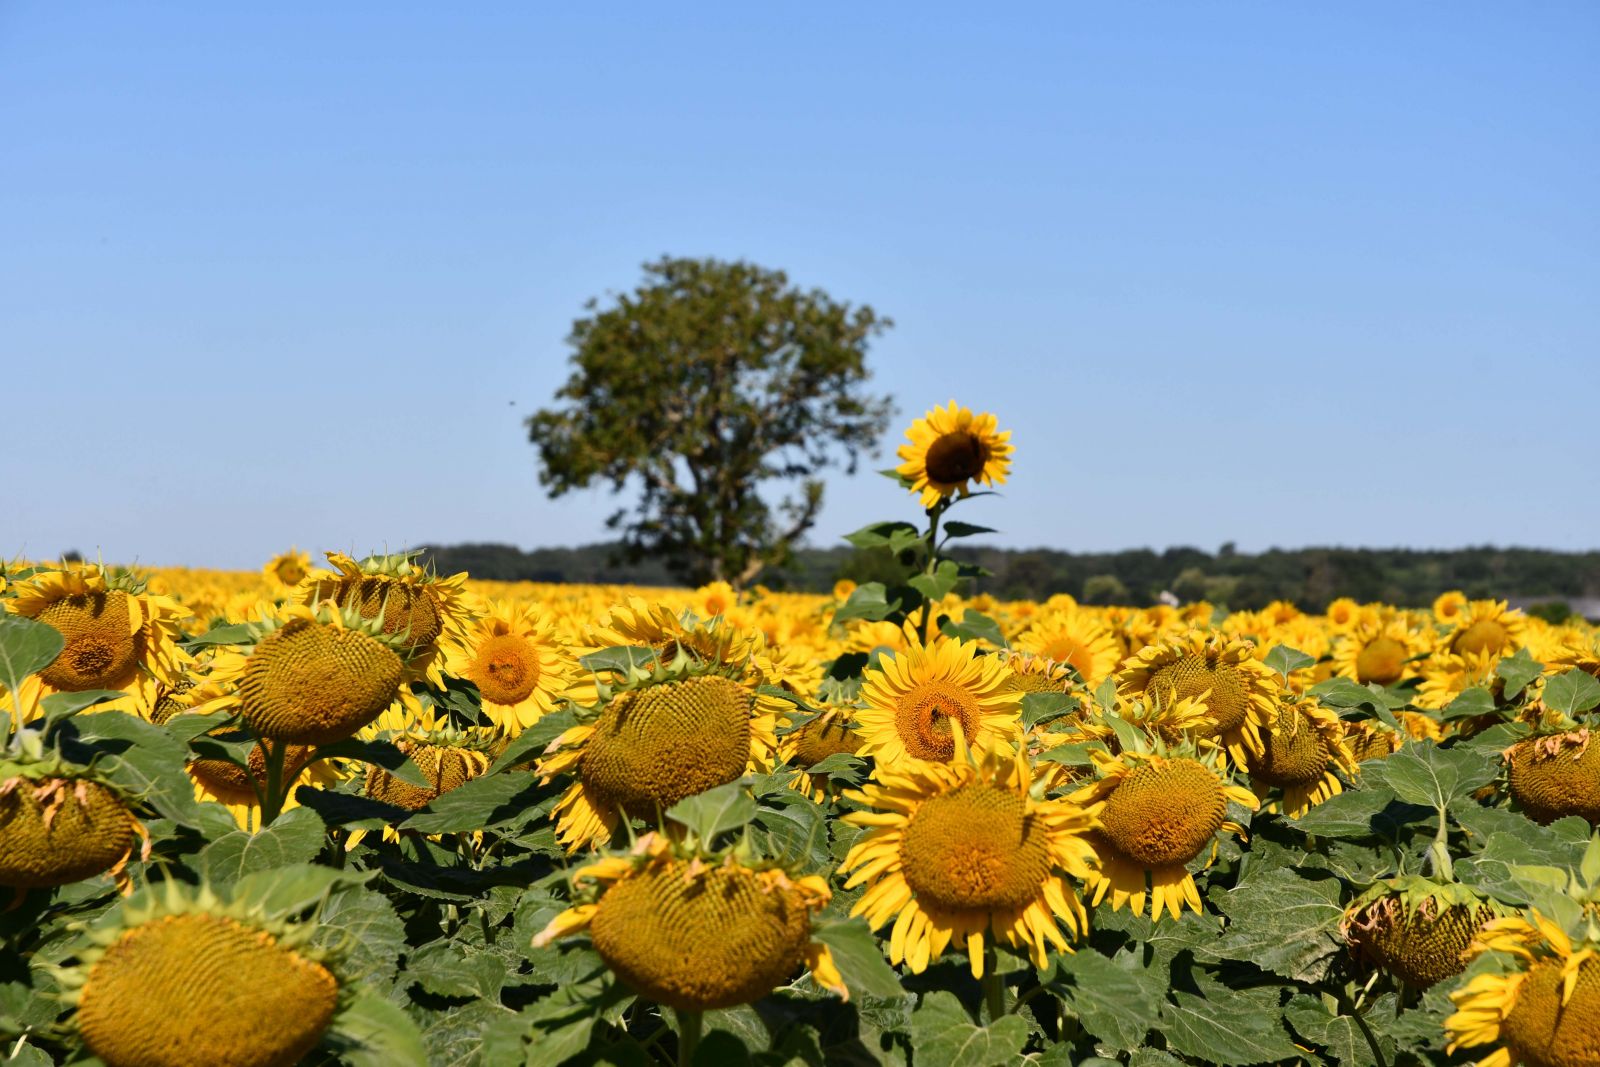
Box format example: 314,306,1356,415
261,548,311,591
1117,629,1280,767
1245,696,1357,817
444,600,579,734
0,743,145,894
856,636,1022,767
1447,911,1600,1067
1013,608,1122,689
1504,729,1600,825
57,881,344,1067
1333,618,1427,687
1444,600,1527,660
200,603,412,746
1069,744,1258,920
298,551,473,681
3,563,189,716
1344,720,1404,763
363,726,495,812
582,598,770,689
841,740,1098,975
995,649,1077,697
777,704,864,803
1342,878,1504,989
894,401,1014,510
533,833,844,1011
538,656,780,852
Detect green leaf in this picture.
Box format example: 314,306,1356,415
844,521,920,549
323,988,429,1067
231,863,371,921
939,610,1007,649
0,613,63,702
399,772,542,834
61,710,206,826
406,940,508,1000
910,990,1029,1067
1285,994,1389,1066
1159,973,1301,1065
38,688,125,726
834,582,901,624
943,521,997,539
1495,648,1544,700
1290,782,1427,840
665,779,759,842
487,707,576,773
1440,687,1497,722
908,560,962,604
1309,677,1406,730
1544,669,1600,717
1208,868,1346,982
1046,950,1162,1049
1383,741,1498,811
579,645,659,674
313,738,430,788
185,622,257,647
199,806,327,883
1263,644,1314,681
811,919,908,1001
1020,691,1079,729
312,884,408,985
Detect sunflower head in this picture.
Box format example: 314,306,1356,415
445,601,578,734
894,401,1014,510
0,742,145,893
1117,629,1280,767
1504,729,1600,825
855,636,1022,767
57,881,342,1067
533,833,843,1011
364,729,494,812
299,551,472,671
1445,600,1526,660
1245,696,1356,817
261,549,311,590
1343,878,1503,989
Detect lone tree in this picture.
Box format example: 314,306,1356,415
527,256,893,588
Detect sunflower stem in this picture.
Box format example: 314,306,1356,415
674,1009,702,1066
1427,805,1453,882
981,942,1006,1020
260,738,287,828
916,502,947,644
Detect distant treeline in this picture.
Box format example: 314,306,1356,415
417,541,1600,612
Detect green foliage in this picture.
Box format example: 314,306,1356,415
525,257,892,587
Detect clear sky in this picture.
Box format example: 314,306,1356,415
4,3,1596,570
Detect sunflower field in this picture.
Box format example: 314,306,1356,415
4,403,1600,1067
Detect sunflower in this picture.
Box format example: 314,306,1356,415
996,649,1076,697
1416,650,1501,712
1013,608,1122,689
1345,720,1404,763
1444,600,1527,660
1069,747,1258,920
533,832,844,1010
694,581,738,619
832,578,857,602
1245,696,1356,817
778,704,863,803
1343,878,1503,989
1325,597,1362,631
0,746,148,894
1332,618,1427,687
261,549,311,591
1434,590,1469,626
856,637,1021,767
186,736,340,832
538,659,780,852
3,564,189,720
840,738,1098,976
297,551,473,686
445,601,578,733
895,401,1014,510
1503,729,1600,825
1447,912,1600,1067
1117,630,1280,767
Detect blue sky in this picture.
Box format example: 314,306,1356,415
4,3,1596,570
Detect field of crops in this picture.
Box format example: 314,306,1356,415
4,404,1600,1067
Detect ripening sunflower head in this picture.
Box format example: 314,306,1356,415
445,601,578,733
197,603,415,746
1117,630,1280,768
841,737,1098,976
297,551,473,686
1332,618,1428,688
533,833,845,1011
1013,608,1122,689
778,704,863,803
261,548,311,592
1069,746,1258,920
1447,912,1600,1067
856,637,1022,767
0,744,147,894
1245,696,1356,817
3,564,189,720
1344,720,1404,763
538,659,780,852
1343,878,1504,990
1444,600,1527,661
1503,729,1600,825
894,401,1014,510
579,597,794,699
995,649,1076,698
57,882,346,1067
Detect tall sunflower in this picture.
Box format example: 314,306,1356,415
840,739,1098,976
856,638,1021,767
894,401,1013,509
1447,912,1600,1067
533,832,844,1011
538,659,779,852
1069,746,1258,920
445,601,578,733
1013,608,1121,689
3,564,189,720
1117,630,1280,767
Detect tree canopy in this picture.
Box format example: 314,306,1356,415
526,256,893,587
